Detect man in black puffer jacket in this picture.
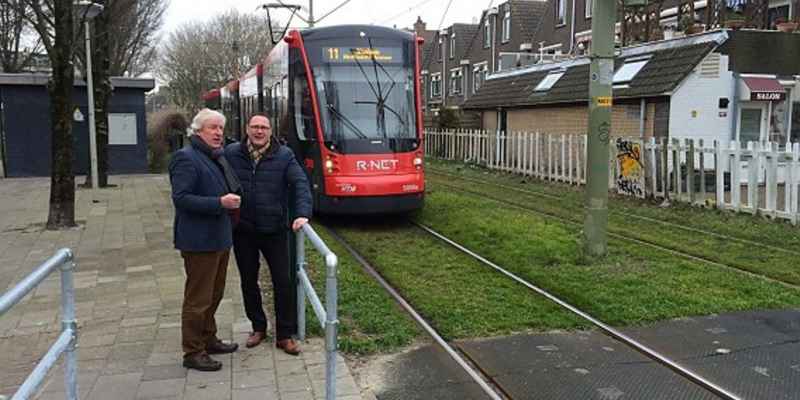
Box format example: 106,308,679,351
225,113,312,355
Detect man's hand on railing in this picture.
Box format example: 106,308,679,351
292,217,309,232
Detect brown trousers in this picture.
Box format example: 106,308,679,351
181,250,229,357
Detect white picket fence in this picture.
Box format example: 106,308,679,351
425,129,800,224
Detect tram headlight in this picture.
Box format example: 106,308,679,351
325,159,334,172
413,157,423,169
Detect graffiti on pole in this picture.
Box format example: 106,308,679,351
615,138,645,198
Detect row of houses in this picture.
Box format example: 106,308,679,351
414,0,800,146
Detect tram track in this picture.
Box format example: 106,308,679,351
426,172,800,291
427,168,800,258
323,222,743,400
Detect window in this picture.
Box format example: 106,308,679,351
484,19,491,48
431,73,442,97
450,69,463,95
450,34,456,59
438,37,443,62
502,10,511,42
556,0,566,25
534,71,565,92
473,63,488,93
613,59,649,84
585,0,593,19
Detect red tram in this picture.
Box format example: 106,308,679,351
203,25,425,214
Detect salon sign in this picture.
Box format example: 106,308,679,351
751,92,785,101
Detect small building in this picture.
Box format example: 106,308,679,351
0,73,155,177
462,29,800,146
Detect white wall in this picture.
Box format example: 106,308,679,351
669,53,734,145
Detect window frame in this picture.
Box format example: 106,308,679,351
449,68,463,95
472,62,488,94
484,19,491,48
533,71,565,92
556,0,567,26
502,10,511,43
431,73,442,98
450,33,456,59
585,0,593,19
612,58,650,85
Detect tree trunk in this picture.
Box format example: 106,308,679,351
46,0,76,229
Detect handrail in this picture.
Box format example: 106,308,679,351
295,223,339,400
0,248,78,400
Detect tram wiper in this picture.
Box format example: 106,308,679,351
326,104,368,140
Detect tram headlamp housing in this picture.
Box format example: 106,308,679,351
413,157,423,169
325,159,334,172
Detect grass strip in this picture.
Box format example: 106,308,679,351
415,188,800,327
333,220,585,339
427,166,800,285
297,225,421,354
428,159,800,251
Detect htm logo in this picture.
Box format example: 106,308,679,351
356,160,400,171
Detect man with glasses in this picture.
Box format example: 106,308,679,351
225,113,312,355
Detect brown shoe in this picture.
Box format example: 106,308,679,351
246,331,266,348
183,352,222,371
276,338,301,355
207,340,239,354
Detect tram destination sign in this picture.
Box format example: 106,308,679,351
323,47,402,64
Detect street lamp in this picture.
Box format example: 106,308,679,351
75,1,104,191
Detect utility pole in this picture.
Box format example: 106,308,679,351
583,0,616,258
308,0,314,26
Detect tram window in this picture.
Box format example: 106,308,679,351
294,74,314,141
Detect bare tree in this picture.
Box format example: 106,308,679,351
0,0,42,72
158,9,275,112
20,0,80,229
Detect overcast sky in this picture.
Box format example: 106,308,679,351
161,0,496,36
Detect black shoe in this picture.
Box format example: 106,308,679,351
207,340,239,354
183,352,222,371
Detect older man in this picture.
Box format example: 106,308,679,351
226,113,312,355
169,108,242,371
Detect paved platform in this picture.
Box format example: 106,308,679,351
0,176,370,400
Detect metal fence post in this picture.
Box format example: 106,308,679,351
325,252,339,400
296,229,306,342
60,255,78,400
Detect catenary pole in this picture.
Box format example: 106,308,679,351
583,0,615,257
308,0,314,26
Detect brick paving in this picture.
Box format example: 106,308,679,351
0,175,369,400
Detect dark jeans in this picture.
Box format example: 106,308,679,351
233,230,297,340
181,250,229,357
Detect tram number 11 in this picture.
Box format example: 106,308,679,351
327,48,340,61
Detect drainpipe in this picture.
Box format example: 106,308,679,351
441,30,448,107
639,98,646,139
731,72,740,142
489,7,498,72
570,0,577,54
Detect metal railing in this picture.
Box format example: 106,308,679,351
0,249,78,400
295,224,339,400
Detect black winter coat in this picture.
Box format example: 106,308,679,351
225,139,312,234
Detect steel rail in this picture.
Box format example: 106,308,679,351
325,226,506,400
415,222,742,400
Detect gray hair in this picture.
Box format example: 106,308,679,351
190,108,226,135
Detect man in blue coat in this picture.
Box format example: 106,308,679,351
169,109,242,371
226,113,312,355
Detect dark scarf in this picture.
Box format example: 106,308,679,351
190,135,242,195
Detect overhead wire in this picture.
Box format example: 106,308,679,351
377,0,442,25
436,0,454,30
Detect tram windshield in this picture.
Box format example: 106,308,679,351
315,63,416,142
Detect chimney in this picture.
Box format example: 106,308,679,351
414,16,427,37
